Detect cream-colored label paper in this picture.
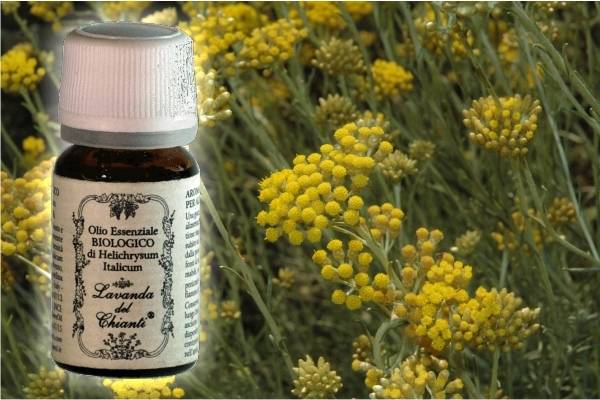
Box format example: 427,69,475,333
51,175,200,370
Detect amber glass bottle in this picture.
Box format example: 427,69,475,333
52,22,201,377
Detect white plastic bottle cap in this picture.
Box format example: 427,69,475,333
59,22,198,149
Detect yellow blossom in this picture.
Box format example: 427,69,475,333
292,355,343,399
101,1,149,21
103,376,185,399
28,2,73,31
371,59,414,98
238,19,308,75
23,366,65,399
463,95,542,157
141,7,178,26
1,43,46,93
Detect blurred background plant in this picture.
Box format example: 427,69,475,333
1,1,599,399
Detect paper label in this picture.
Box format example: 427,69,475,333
51,174,200,370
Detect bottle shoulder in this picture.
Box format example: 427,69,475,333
54,145,199,182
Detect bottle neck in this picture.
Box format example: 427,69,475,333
60,125,197,150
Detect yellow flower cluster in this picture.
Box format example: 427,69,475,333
547,197,576,226
1,1,19,14
101,1,149,21
391,228,540,354
497,29,543,90
1,158,54,258
452,229,481,257
1,43,46,94
315,94,359,131
23,367,65,399
498,30,520,65
22,135,47,168
27,254,51,296
301,1,372,30
273,267,296,288
312,37,365,76
199,251,217,343
1,261,15,294
103,376,185,399
141,7,178,26
492,197,576,254
351,335,386,389
218,3,269,33
28,1,73,31
238,19,308,75
403,252,472,352
367,203,405,241
257,121,392,245
351,334,372,370
314,238,396,311
371,59,414,98
456,288,541,352
22,136,45,156
194,68,232,127
291,355,343,399
380,150,418,182
220,300,241,320
491,209,545,254
409,140,436,162
179,14,242,73
370,354,463,399
463,95,542,157
414,5,478,59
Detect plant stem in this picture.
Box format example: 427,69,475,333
489,348,501,398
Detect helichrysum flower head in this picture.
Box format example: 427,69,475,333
22,135,48,168
352,334,373,369
456,287,541,352
301,1,372,30
409,140,436,162
1,158,54,261
179,4,266,74
103,376,185,399
28,1,73,31
1,1,19,14
366,203,405,241
370,354,463,399
380,151,418,182
413,4,478,59
312,37,365,76
101,1,149,21
463,95,542,157
23,367,65,399
404,254,473,352
220,300,241,320
238,19,308,75
141,7,178,26
257,121,391,245
215,3,268,32
292,355,342,399
315,94,359,131
371,59,414,98
273,267,296,288
491,208,545,253
1,43,46,94
547,197,576,226
452,229,481,257
195,68,232,127
1,261,15,293
497,30,543,90
314,237,394,310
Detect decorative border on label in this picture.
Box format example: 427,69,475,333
71,193,175,360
